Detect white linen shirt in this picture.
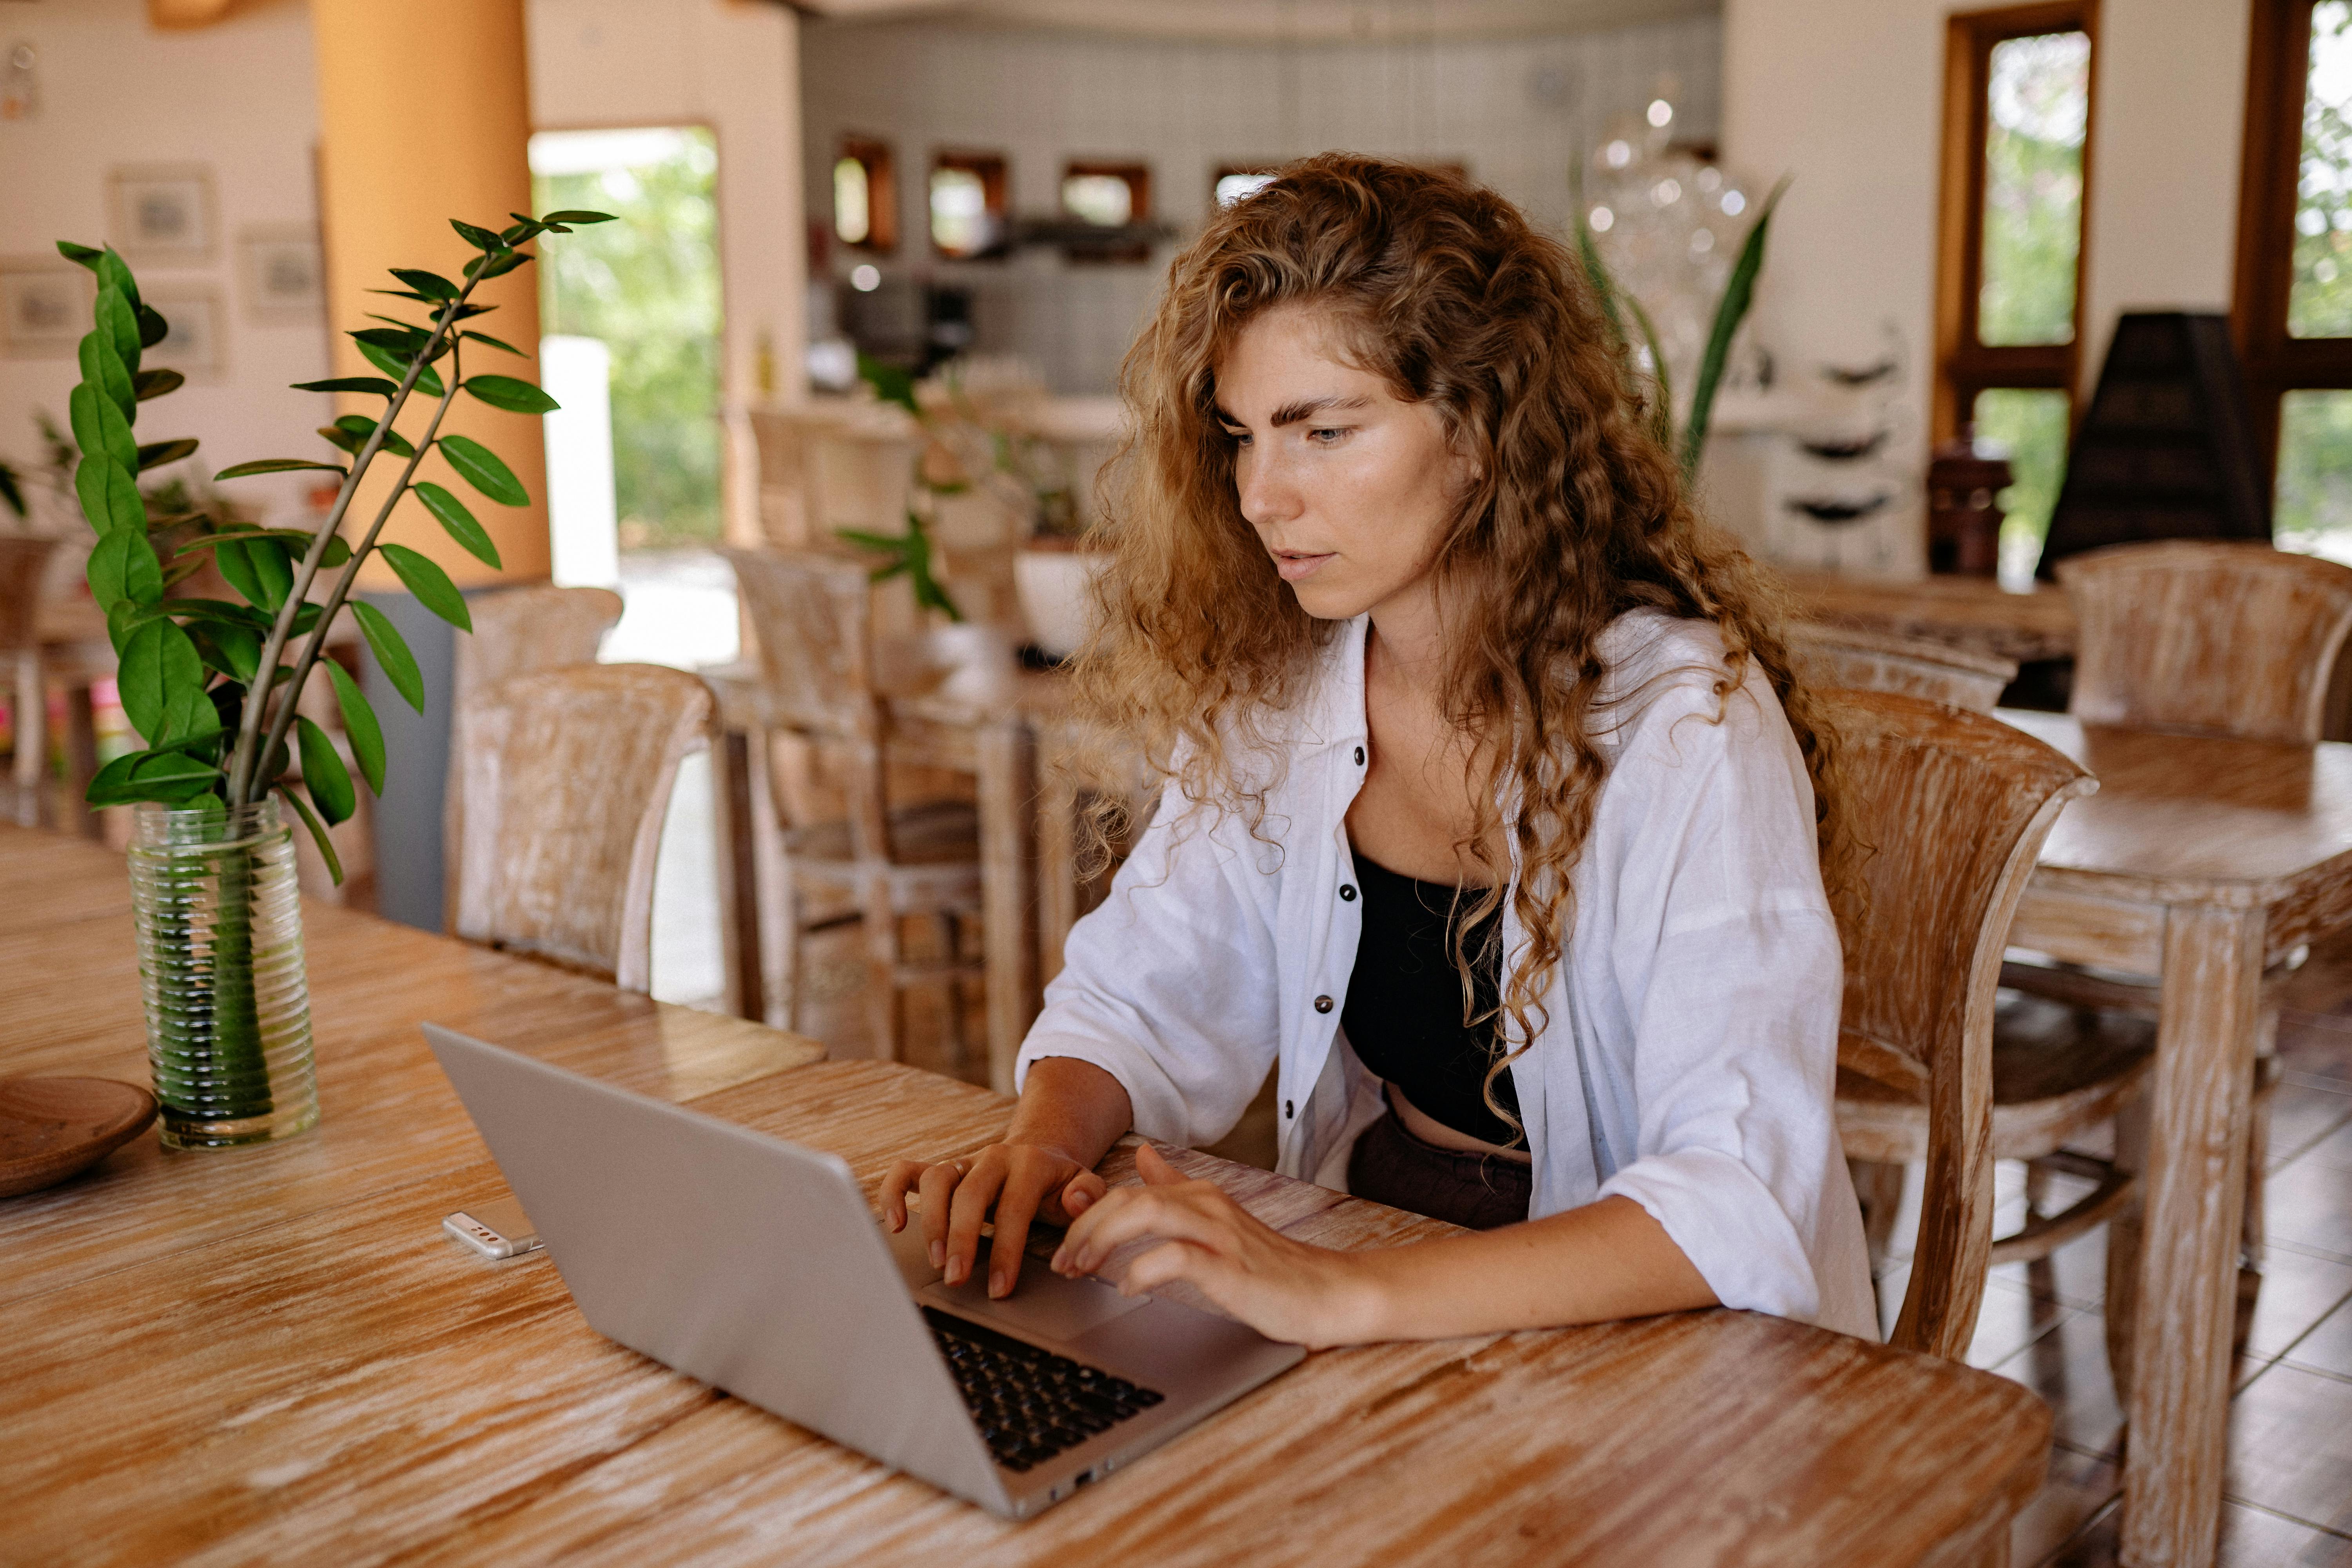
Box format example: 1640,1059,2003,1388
1015,610,1878,1341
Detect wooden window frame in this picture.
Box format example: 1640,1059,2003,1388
1932,0,2102,443
1061,160,1152,263
835,135,897,256
930,149,1009,261
2233,0,2352,490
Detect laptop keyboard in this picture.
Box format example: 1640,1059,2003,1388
922,1307,1166,1472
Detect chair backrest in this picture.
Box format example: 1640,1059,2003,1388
1824,689,2095,1361
0,535,58,655
747,405,918,550
1789,622,2017,714
454,584,624,704
450,663,712,992
2058,540,2352,744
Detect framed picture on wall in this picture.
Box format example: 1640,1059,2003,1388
0,256,93,358
108,163,217,263
236,222,324,326
142,284,226,379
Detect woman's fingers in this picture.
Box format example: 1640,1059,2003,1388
1052,1179,1236,1276
880,1160,926,1232
1054,1167,1108,1221
942,1154,1011,1287
915,1159,967,1270
982,1154,1073,1299
1134,1142,1186,1185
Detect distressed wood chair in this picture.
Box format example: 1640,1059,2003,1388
2005,539,2352,1328
1824,689,2096,1362
1033,713,1160,988
450,662,711,993
1789,622,2017,714
719,547,982,1061
442,584,625,930
0,536,58,829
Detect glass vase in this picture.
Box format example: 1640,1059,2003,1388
128,798,319,1149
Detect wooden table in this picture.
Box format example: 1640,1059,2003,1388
0,824,2052,1566
2002,712,2352,1568
1781,569,2078,667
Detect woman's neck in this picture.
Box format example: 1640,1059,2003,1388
1364,575,1453,705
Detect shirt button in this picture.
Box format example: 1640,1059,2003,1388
1353,746,1365,765
1339,884,1356,901
1313,995,1334,1014
1284,1099,1295,1119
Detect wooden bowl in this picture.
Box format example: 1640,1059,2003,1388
0,1077,159,1199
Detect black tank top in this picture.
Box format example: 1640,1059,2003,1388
1341,846,1522,1147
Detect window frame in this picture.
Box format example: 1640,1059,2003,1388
1931,0,2102,444
929,149,1009,261
2232,0,2352,490
1060,159,1152,263
833,135,897,256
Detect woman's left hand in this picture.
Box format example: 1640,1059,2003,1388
1049,1143,1381,1348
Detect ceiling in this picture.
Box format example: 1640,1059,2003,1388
790,0,1720,43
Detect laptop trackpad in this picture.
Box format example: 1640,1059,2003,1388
920,1250,1149,1343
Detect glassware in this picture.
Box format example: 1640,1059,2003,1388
127,798,318,1149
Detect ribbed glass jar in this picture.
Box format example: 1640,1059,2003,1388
127,799,318,1149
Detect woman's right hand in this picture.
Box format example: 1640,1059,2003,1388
882,1142,1111,1300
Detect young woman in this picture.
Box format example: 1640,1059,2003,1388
882,154,1876,1348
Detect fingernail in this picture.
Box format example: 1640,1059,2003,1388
929,1241,944,1269
1050,1248,1067,1270
1067,1191,1091,1214
989,1272,1005,1297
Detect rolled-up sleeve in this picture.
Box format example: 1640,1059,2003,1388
1584,670,1864,1332
1015,792,1282,1150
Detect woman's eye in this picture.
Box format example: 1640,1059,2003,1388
1223,428,1252,447
1308,427,1348,445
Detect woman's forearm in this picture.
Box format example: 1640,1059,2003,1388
1335,1195,1718,1343
1005,1056,1134,1168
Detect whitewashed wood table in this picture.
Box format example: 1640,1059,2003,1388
2002,712,2352,1568
0,826,2049,1566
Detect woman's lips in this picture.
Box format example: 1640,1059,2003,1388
1274,552,1335,582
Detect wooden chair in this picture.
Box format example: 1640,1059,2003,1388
0,536,58,829
449,663,712,993
1034,713,1160,987
1824,689,2096,1361
442,584,625,931
1789,622,2017,714
721,547,983,1060
2005,539,2352,1330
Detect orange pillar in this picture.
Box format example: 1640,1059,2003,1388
310,0,548,588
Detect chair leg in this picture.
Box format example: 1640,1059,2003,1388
859,870,902,1062
2104,1087,2151,1410
1848,1158,1907,1274
938,913,969,1074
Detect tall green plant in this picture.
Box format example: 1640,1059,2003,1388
1573,177,1790,482
60,209,611,876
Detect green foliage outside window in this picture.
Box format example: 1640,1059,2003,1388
1978,31,2088,348
533,129,723,549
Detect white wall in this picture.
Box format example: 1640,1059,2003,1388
800,13,1725,394
1721,0,2254,573
529,0,808,546
0,0,329,531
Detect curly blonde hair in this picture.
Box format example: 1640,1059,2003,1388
1071,153,1840,1119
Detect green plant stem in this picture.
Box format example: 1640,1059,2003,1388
253,345,466,789
225,288,469,804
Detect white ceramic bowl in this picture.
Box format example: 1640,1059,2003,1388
1014,548,1109,660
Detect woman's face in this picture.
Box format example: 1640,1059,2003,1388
1216,304,1472,624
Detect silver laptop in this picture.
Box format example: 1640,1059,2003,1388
423,1024,1303,1519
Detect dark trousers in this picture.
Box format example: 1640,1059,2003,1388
1345,1107,1533,1231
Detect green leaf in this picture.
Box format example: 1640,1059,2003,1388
466,249,531,280
458,330,528,358
132,367,184,402
462,374,558,415
1681,176,1790,481
1620,290,1675,453
248,537,293,612
296,715,356,826
56,240,103,269
211,539,266,608
353,324,430,354
136,437,199,473
412,481,501,569
86,749,223,807
75,456,144,536
118,618,207,744
0,463,21,521
448,302,494,321
291,376,400,397
450,219,506,251
214,457,347,480
325,661,385,795
69,382,137,470
193,620,261,682
390,266,459,301
538,209,617,226
87,528,163,610
80,330,135,417
96,250,140,310
135,304,168,351
355,336,445,397
436,433,527,507
107,598,160,657
318,414,415,459
178,527,349,570
274,782,343,885
499,218,543,245
96,285,142,371
350,600,424,712
377,542,472,631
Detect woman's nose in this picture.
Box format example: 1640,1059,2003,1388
1236,449,1302,530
